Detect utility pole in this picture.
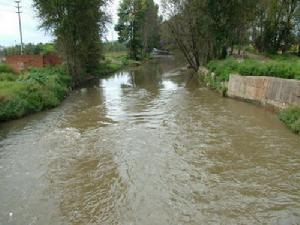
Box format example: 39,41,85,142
15,0,23,55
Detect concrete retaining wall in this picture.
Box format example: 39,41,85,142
228,75,300,109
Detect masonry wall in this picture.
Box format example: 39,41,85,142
228,75,300,109
43,54,61,66
5,54,62,73
6,55,43,73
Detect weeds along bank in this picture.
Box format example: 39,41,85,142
279,107,300,134
203,56,300,92
199,56,300,134
0,66,71,122
98,51,140,76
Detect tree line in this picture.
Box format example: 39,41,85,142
31,0,300,82
33,0,107,84
32,0,160,83
4,43,55,55
161,0,300,71
115,0,161,60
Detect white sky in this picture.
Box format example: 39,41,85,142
0,0,121,46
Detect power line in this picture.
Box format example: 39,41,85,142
15,0,23,54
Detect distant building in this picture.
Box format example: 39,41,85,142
4,54,62,73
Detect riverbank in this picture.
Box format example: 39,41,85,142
96,51,140,77
0,66,72,122
0,52,138,122
202,55,300,93
199,55,300,134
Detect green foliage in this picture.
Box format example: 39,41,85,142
0,73,17,81
96,63,123,77
162,0,258,70
207,59,239,81
103,41,127,53
4,43,56,55
207,57,300,81
0,64,14,74
33,0,107,82
203,74,228,95
0,67,71,121
115,0,160,60
278,107,300,134
95,51,139,77
254,0,298,54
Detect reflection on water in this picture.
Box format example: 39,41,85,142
0,58,300,225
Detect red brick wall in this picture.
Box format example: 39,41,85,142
43,54,62,66
6,55,44,73
5,54,62,73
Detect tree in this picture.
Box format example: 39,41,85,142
162,0,209,70
115,0,160,60
33,0,107,83
254,0,299,54
4,43,56,55
140,0,161,56
162,0,258,71
295,3,300,55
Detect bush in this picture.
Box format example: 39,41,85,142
0,67,71,121
207,57,300,81
278,107,300,134
0,73,17,81
0,64,14,74
96,63,123,77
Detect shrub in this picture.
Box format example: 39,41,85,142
0,73,18,81
207,57,300,81
0,67,71,121
96,63,123,77
278,107,300,134
0,63,14,74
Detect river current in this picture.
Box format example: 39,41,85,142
0,58,300,225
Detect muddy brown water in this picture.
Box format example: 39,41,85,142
0,58,300,225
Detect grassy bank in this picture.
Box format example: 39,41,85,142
278,107,300,134
206,56,300,83
202,55,300,93
98,51,140,76
0,66,71,121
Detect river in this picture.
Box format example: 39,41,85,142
0,58,300,225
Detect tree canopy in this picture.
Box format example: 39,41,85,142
162,0,300,71
33,0,107,83
115,0,160,60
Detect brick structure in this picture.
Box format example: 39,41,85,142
5,54,62,73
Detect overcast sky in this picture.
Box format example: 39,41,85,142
0,0,121,47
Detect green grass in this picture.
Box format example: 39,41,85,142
0,63,14,74
0,66,71,121
203,56,300,93
96,63,123,77
207,57,300,82
278,107,300,134
104,51,140,66
0,73,18,81
96,51,140,77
